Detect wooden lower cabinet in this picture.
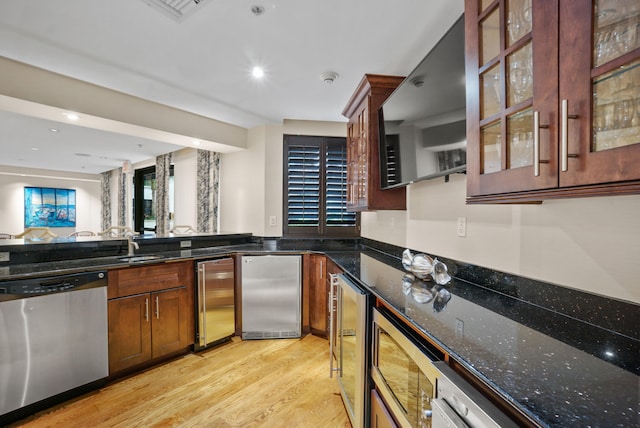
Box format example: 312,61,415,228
309,254,328,337
108,294,151,372
151,287,190,358
371,388,398,428
108,261,194,375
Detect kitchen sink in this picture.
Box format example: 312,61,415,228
117,255,164,263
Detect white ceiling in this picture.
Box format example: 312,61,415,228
0,0,463,174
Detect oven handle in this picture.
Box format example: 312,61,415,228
431,398,465,426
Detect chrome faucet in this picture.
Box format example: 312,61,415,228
127,234,139,256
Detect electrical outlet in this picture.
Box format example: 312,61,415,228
269,216,277,226
455,318,464,338
0,252,9,262
457,216,467,237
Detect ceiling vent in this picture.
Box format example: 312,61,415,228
141,0,212,21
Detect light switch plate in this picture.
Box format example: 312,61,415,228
180,240,192,248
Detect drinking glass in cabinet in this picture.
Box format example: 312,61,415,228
508,109,533,169
593,0,640,67
482,122,502,174
481,65,501,119
507,43,533,106
592,59,640,152
506,0,532,46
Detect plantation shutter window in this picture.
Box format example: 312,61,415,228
284,135,359,237
287,144,320,226
325,140,356,227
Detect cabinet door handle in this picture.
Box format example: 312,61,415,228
155,295,160,319
533,111,550,177
561,99,579,172
320,260,324,279
145,297,149,322
534,111,541,177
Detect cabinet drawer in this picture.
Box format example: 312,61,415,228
108,261,190,299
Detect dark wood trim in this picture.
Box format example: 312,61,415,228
466,180,640,204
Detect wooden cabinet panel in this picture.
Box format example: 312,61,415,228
151,287,190,358
371,388,398,428
309,254,328,337
343,74,407,211
108,294,152,374
465,0,640,203
108,261,191,299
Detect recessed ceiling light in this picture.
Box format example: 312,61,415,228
75,153,91,157
192,139,201,146
64,112,79,121
31,147,39,151
252,66,265,79
251,5,265,16
49,128,60,133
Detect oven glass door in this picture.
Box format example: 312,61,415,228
375,323,435,427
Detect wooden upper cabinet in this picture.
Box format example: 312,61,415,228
343,74,407,211
465,0,640,203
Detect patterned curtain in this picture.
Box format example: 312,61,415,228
155,152,172,235
117,167,127,227
100,171,111,231
197,149,220,233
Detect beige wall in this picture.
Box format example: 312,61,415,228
220,126,267,235
0,165,102,235
362,174,640,304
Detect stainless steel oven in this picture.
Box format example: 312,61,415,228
329,273,371,428
371,307,442,428
431,362,517,428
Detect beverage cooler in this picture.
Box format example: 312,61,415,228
329,273,372,428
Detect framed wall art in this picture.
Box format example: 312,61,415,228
24,187,76,228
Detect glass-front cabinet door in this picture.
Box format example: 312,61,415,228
560,0,640,187
466,0,640,202
467,0,559,197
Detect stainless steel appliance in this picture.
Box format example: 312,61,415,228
196,258,235,350
329,273,371,428
432,362,517,428
241,255,301,339
371,307,442,428
0,271,108,423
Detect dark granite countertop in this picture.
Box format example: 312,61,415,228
0,237,637,427
327,248,639,428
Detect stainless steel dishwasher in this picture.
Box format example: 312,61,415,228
241,255,301,339
0,271,108,423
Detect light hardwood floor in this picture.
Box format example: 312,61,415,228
10,335,351,428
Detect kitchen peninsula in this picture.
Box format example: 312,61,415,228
0,234,637,427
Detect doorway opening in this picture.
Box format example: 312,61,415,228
133,165,174,234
